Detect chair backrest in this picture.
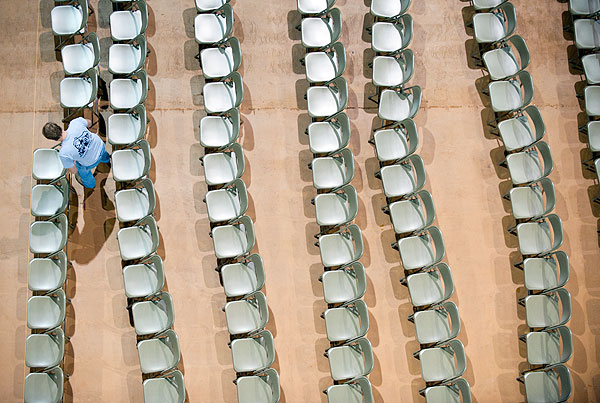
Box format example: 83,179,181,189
156,329,181,368
134,0,149,35
446,339,467,379
227,37,243,72
132,34,148,72
219,3,235,39
522,105,545,144
252,329,276,368
53,177,71,215
227,142,246,180
416,190,436,229
347,224,364,262
328,76,349,112
346,298,369,340
553,251,570,289
551,325,573,364
352,337,374,376
338,184,358,223
53,288,67,325
225,107,242,145
546,213,564,253
76,0,89,30
236,215,255,254
134,139,152,179
536,177,555,217
454,378,472,403
536,141,554,179
138,178,156,216
335,148,355,187
555,364,573,401
83,32,101,68
507,35,530,74
403,154,426,195
249,291,269,331
397,48,415,87
225,71,245,108
343,261,367,300
433,262,455,303
133,104,148,142
405,85,422,119
138,215,160,256
354,376,374,403
554,288,572,327
439,301,461,343
154,291,175,330
141,254,165,292
132,69,149,105
499,2,517,40
259,368,280,403
427,226,446,267
325,112,351,151
55,213,69,252
244,253,266,292
516,70,534,109
326,8,343,45
398,14,413,50
391,118,419,160
228,178,249,217
330,41,347,77
83,68,99,105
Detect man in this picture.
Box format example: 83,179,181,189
42,118,110,189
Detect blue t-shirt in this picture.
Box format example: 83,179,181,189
59,118,105,168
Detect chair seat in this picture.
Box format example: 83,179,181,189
589,121,600,151
203,152,239,185
31,185,64,217
33,149,65,181
51,5,83,35
419,347,459,383
413,309,452,345
205,188,242,222
115,188,150,222
574,19,600,49
231,338,269,373
498,115,535,151
200,115,236,148
109,44,142,75
509,186,544,220
117,226,154,261
473,13,506,43
30,222,65,255
489,80,523,112
201,46,235,79
389,198,425,234
319,233,355,267
110,79,143,110
371,0,403,19
380,164,416,198
137,339,178,374
506,150,542,185
112,149,145,182
526,332,561,365
225,300,262,335
25,334,63,368
407,271,444,307
524,257,559,292
301,17,335,48
203,82,239,113
322,270,359,304
61,43,95,75
517,221,552,256
132,300,170,335
373,56,406,87
212,224,249,259
307,86,343,118
315,193,351,226
27,296,63,330
398,235,435,270
194,13,228,44
196,0,228,11
308,121,344,154
143,376,184,403
374,128,410,162
424,385,461,403
525,295,560,328
298,0,330,14
60,77,93,108
108,113,143,145
236,376,273,402
585,85,600,116
582,54,600,84
122,263,161,298
312,157,348,189
372,22,404,53
222,263,258,297
24,372,63,403
326,384,364,403
473,0,504,9
28,258,65,292
483,47,519,81
110,10,143,41
328,345,365,381
305,51,340,83
379,89,412,121
524,371,561,402
324,307,361,342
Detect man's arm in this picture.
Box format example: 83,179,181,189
68,166,78,174
84,118,92,127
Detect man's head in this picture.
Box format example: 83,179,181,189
42,122,63,141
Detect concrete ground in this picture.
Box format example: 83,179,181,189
1,0,598,401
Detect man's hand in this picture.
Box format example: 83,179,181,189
85,119,92,127
68,166,78,175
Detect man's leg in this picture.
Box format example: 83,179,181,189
75,163,97,189
99,148,111,164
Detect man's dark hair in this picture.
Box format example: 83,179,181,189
42,122,63,141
